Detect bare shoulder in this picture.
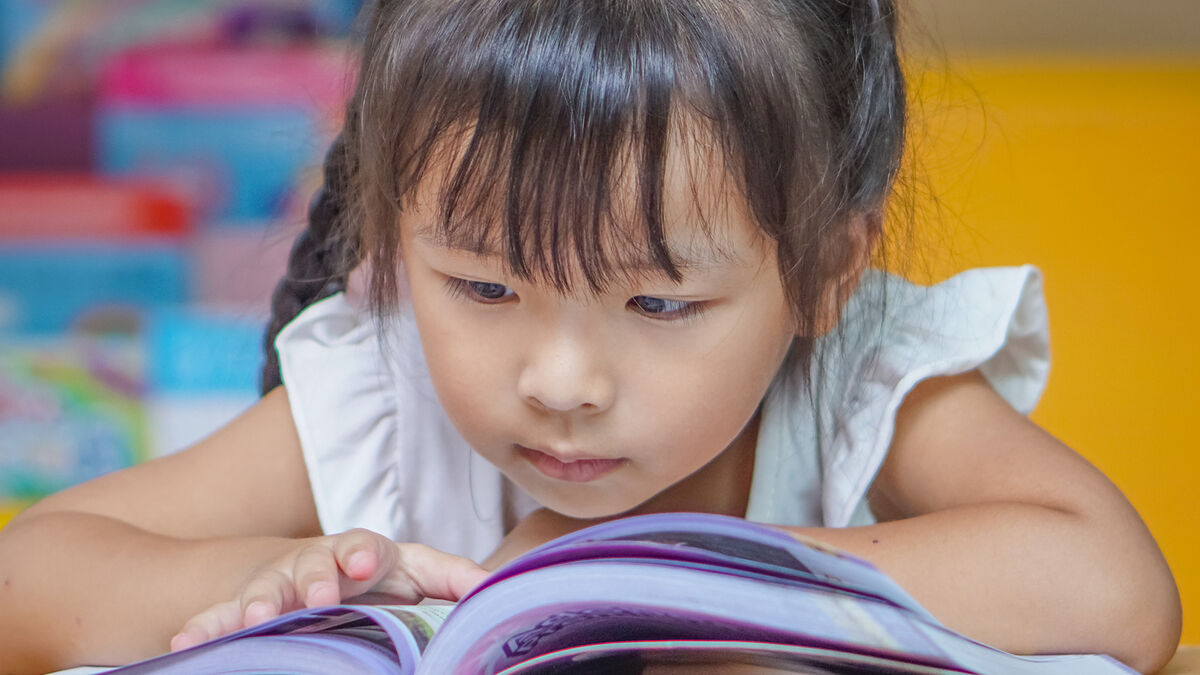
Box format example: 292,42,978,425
21,386,320,539
869,370,1132,521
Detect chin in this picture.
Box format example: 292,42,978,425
539,499,625,520
537,491,656,521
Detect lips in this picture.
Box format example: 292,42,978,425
517,445,627,483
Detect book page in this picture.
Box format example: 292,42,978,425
472,513,932,620
420,561,958,673
496,640,967,675
107,604,437,674
422,515,1137,675
370,605,454,653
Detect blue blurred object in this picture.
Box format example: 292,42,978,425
0,0,49,75
143,306,262,457
0,0,360,499
145,307,262,394
3,1,361,176
98,105,318,223
1,0,364,78
0,243,190,335
0,335,147,499
222,0,365,42
95,43,350,224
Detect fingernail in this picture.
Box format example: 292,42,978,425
244,601,271,626
347,550,370,573
170,632,193,652
305,581,329,606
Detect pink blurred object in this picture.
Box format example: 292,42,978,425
0,95,94,171
0,175,192,240
192,222,302,307
96,43,351,223
100,43,353,109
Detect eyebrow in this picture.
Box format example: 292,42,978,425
413,225,739,275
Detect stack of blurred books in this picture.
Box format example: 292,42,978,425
0,0,362,524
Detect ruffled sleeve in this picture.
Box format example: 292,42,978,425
747,266,1051,529
274,289,534,562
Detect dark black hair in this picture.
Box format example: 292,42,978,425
263,0,906,394
260,127,356,393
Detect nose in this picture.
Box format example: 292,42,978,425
517,327,615,414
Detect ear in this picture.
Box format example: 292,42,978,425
807,210,877,336
346,262,373,310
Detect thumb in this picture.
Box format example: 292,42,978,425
399,543,491,602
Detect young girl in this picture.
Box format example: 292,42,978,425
0,1,1182,672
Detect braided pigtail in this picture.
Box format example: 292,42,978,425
260,127,358,395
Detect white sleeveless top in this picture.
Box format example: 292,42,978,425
276,266,1049,563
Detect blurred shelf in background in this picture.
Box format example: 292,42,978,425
0,0,363,520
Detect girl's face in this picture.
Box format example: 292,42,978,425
398,148,798,519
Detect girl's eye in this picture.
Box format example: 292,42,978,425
468,280,512,300
446,277,516,303
628,295,704,321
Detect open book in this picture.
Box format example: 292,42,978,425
109,513,1134,674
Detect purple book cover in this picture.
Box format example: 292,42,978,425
472,512,932,620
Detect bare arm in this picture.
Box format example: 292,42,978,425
0,385,487,673
782,371,1181,674
483,372,1182,674
0,387,318,671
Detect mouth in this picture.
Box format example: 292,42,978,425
516,445,627,483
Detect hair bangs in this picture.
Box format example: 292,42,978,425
391,0,701,296
354,0,829,307
265,0,908,390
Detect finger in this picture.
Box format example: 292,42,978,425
170,600,243,651
293,542,341,608
330,528,397,584
397,543,491,602
239,568,299,627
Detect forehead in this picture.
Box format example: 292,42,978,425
402,123,768,282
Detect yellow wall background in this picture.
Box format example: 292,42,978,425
907,58,1199,643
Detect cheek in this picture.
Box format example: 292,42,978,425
673,303,793,408
408,291,510,438
632,325,790,461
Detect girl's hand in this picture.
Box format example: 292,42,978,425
170,528,488,651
